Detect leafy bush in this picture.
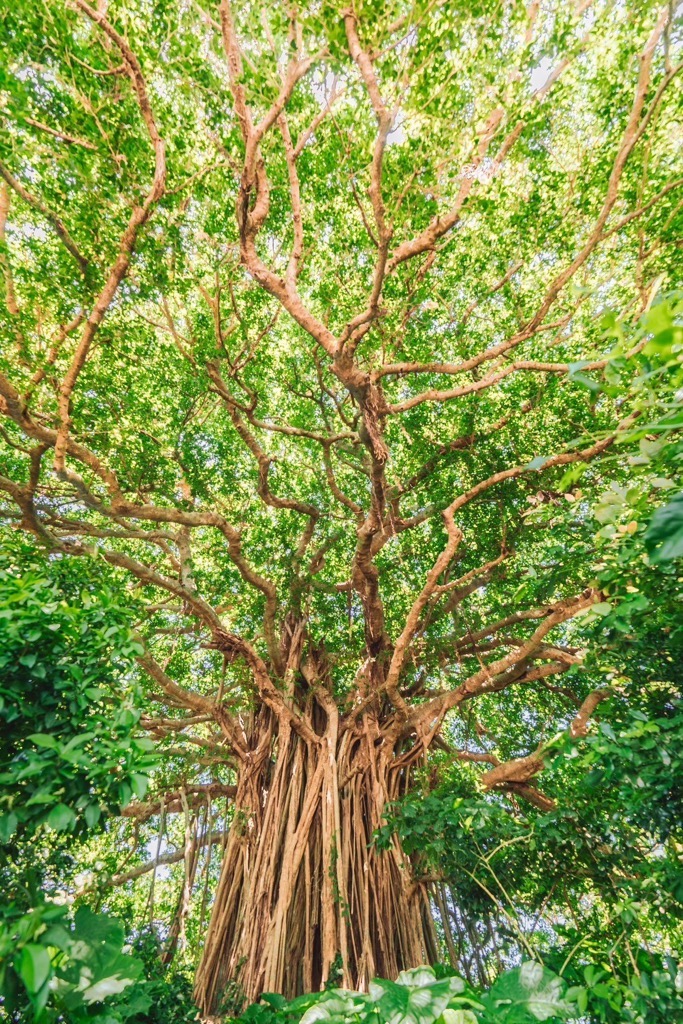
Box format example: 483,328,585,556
128,928,200,1024
0,901,199,1023
0,543,156,842
378,693,683,1022
226,962,682,1024
0,900,148,1022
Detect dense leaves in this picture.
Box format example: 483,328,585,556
0,542,155,842
229,965,573,1024
0,900,148,1022
227,962,667,1024
0,0,682,1019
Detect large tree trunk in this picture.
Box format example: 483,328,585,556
194,703,437,1016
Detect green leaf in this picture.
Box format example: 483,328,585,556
484,962,573,1022
73,906,125,948
643,326,683,356
0,811,18,843
28,733,58,749
644,494,683,563
81,972,137,1004
18,944,51,994
41,923,72,951
130,773,149,800
442,1012,477,1024
84,803,102,828
569,368,602,392
47,803,76,831
369,968,465,1024
300,991,369,1024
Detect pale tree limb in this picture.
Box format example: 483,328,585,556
384,512,463,721
122,784,237,821
384,418,632,716
0,363,286,669
0,183,20,318
520,6,673,337
24,116,97,150
373,309,577,383
0,159,89,274
479,687,612,807
340,10,394,353
54,0,167,473
106,831,228,887
292,81,344,160
380,0,670,339
406,588,599,738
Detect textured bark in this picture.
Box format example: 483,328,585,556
194,703,434,1015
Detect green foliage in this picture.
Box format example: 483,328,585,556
478,964,573,1022
364,968,466,1024
0,0,682,1019
380,691,683,1021
0,540,156,843
126,929,200,1024
227,964,597,1024
644,493,683,562
578,700,683,843
0,900,147,1022
587,292,683,573
228,960,683,1024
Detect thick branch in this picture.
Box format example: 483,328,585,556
122,784,237,822
107,830,227,887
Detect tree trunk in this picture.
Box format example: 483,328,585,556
194,703,436,1016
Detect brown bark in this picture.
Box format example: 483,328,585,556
194,702,431,1015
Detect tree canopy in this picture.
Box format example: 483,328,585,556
0,0,682,1021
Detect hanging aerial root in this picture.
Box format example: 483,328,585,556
194,712,431,1015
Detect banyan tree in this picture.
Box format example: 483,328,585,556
0,0,681,1015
